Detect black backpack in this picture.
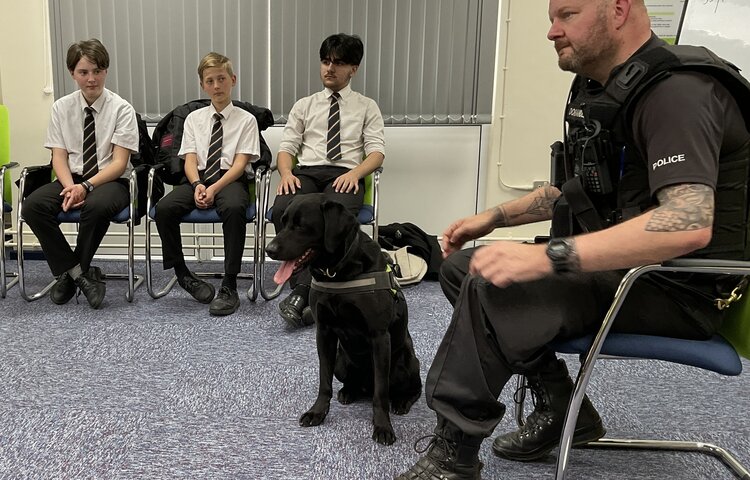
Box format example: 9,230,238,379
131,112,163,222
152,99,274,185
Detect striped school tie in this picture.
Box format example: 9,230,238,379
204,113,224,184
327,92,341,161
82,107,98,179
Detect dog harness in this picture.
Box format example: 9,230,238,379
311,265,400,296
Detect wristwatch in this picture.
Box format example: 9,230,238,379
546,238,579,274
191,180,203,190
81,180,95,193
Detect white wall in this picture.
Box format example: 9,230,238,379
0,0,572,248
0,1,55,173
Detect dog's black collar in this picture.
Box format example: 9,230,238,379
314,232,361,279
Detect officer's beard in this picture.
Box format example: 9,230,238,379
557,8,618,80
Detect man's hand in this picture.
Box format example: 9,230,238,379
277,173,301,195
442,210,497,257
469,242,552,288
60,184,86,212
332,170,360,193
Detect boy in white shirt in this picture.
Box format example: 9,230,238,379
22,38,138,309
154,52,260,316
272,33,385,327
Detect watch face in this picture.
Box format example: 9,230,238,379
548,241,569,259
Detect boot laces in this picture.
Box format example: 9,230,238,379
413,434,457,466
513,375,555,434
513,375,548,411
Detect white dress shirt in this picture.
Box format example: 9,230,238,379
279,84,385,169
179,102,260,174
44,88,139,178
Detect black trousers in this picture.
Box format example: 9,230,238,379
21,178,129,276
427,247,723,438
271,165,365,287
155,180,249,275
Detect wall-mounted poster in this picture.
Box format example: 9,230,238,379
646,0,687,44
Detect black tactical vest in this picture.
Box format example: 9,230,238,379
552,39,750,260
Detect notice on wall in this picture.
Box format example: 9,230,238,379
646,1,687,44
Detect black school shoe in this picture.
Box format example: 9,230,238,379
74,266,106,309
279,293,309,327
209,286,240,316
50,272,76,305
178,272,215,304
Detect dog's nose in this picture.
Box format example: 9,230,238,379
265,240,278,258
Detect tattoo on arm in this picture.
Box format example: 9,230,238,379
645,184,714,232
492,185,560,228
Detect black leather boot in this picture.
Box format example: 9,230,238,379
396,428,483,480
492,359,605,462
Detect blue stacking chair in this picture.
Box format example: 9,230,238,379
515,259,750,479
144,164,269,302
1,162,19,298
16,164,145,302
254,166,382,301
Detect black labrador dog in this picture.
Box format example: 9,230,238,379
265,193,422,445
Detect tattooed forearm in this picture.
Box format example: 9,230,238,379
492,184,561,228
492,205,510,228
524,186,560,217
645,183,714,232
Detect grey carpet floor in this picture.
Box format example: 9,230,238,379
1,260,748,479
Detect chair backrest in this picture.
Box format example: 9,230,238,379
0,105,10,204
719,292,750,360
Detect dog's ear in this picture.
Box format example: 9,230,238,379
322,200,358,253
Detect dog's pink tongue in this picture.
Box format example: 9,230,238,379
273,260,296,285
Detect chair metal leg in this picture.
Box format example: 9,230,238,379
145,214,177,299
255,218,283,301
1,229,19,298
16,216,55,301
254,171,283,301
556,265,656,479
580,438,750,479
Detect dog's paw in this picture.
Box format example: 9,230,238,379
299,409,327,427
391,394,420,415
337,387,357,404
372,425,396,445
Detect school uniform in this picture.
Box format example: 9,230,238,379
22,88,138,276
155,102,260,276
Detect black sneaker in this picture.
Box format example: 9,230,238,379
209,286,240,316
177,272,215,304
74,267,106,309
50,272,76,305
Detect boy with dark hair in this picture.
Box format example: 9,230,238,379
22,38,138,309
272,33,385,327
154,52,260,316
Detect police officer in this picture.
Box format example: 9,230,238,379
396,0,750,478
